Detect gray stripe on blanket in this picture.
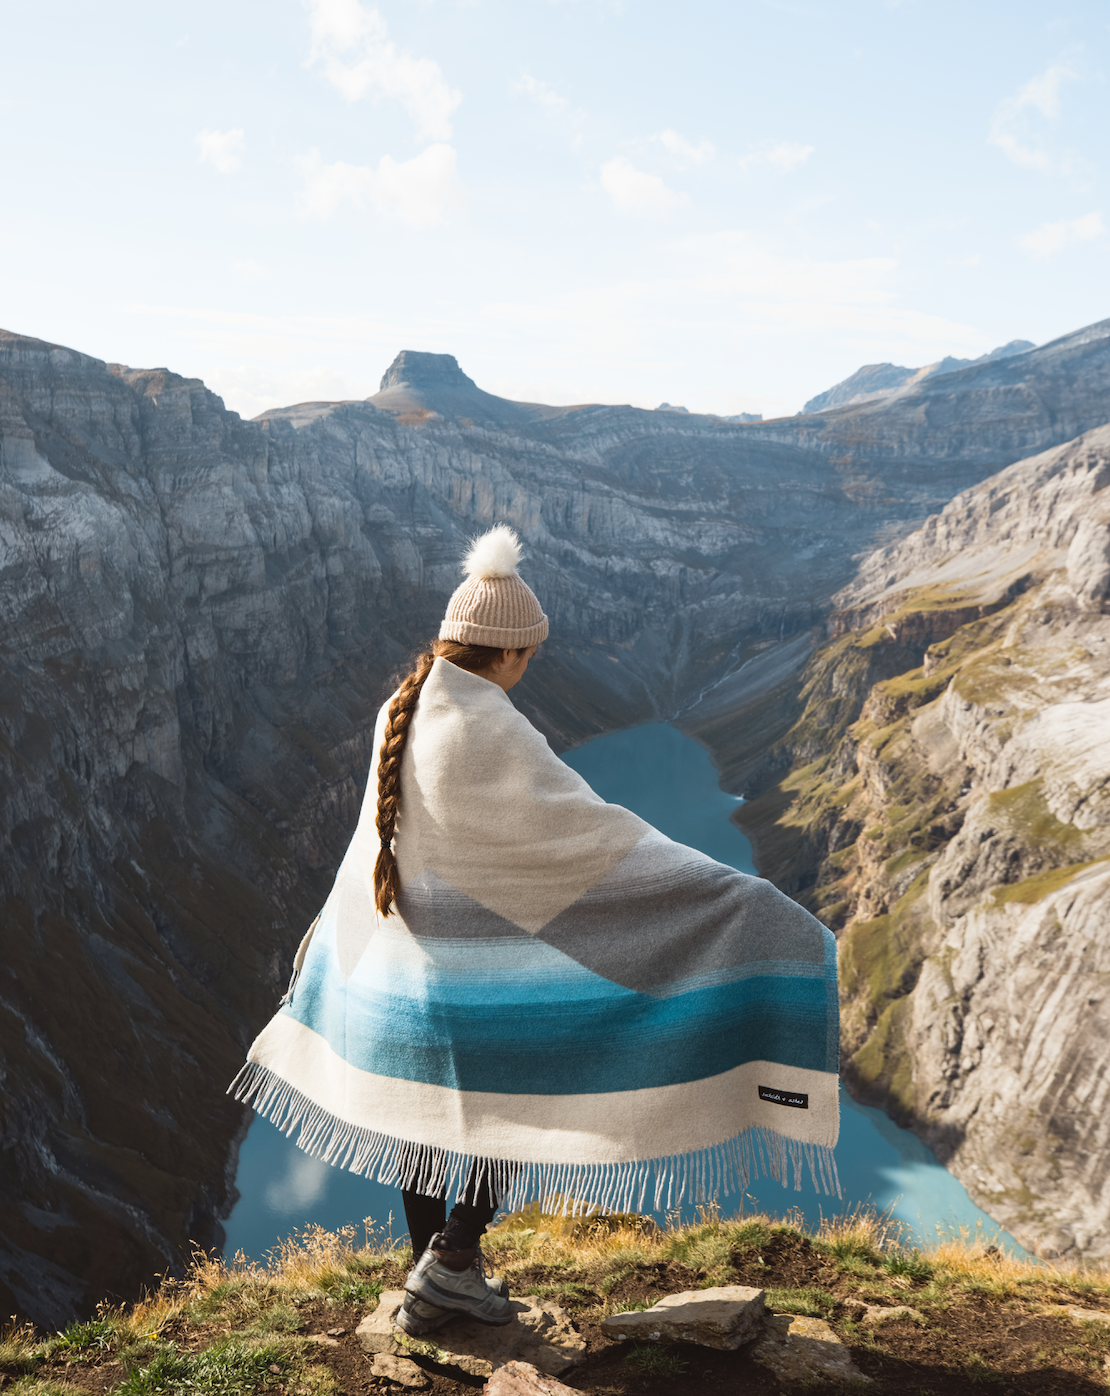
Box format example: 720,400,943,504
399,837,829,998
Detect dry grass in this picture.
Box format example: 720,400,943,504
6,1207,1110,1394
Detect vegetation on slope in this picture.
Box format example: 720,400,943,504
3,1212,1109,1395
735,578,1110,1129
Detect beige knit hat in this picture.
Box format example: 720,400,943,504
439,525,549,649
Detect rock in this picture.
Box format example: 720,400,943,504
752,1313,871,1383
1067,1306,1110,1326
483,1361,581,1395
356,1290,586,1378
600,1285,765,1350
370,1352,429,1388
307,1334,340,1347
356,1291,406,1355
859,1305,923,1326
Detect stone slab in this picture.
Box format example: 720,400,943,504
370,1352,429,1388
357,1291,408,1355
483,1360,581,1395
356,1289,586,1378
752,1313,871,1383
600,1285,765,1351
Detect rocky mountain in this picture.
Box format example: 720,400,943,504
2,315,1110,1322
801,339,1036,415
733,424,1110,1259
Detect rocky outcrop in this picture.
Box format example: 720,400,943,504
2,316,1110,1321
737,424,1110,1259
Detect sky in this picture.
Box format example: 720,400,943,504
1,0,1108,420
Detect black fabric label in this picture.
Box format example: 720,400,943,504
758,1085,809,1109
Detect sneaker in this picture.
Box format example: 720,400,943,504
404,1233,514,1325
395,1263,510,1336
395,1291,454,1336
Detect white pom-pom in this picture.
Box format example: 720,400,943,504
463,524,523,579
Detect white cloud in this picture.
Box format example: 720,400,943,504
196,128,246,174
1019,210,1104,258
653,130,715,165
297,144,460,227
232,259,266,279
511,73,568,112
303,0,460,141
738,141,814,173
264,1150,330,1212
988,62,1076,173
599,157,688,217
511,72,586,146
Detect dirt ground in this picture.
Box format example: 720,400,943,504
14,1228,1110,1396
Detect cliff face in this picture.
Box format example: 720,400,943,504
737,424,1110,1259
2,319,1110,1322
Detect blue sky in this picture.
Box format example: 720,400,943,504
2,0,1107,419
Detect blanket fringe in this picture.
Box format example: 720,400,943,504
228,1061,841,1211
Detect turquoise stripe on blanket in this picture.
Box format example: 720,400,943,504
282,924,837,1094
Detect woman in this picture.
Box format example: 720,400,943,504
232,525,840,1336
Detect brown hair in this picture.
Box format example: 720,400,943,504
373,638,526,915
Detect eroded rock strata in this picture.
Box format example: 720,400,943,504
2,317,1110,1319
737,424,1110,1259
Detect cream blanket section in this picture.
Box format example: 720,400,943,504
232,657,840,1210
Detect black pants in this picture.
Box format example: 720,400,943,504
402,1162,502,1261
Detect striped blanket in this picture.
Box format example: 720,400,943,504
232,657,840,1211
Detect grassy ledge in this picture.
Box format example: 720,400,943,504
3,1209,1110,1394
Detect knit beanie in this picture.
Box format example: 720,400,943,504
439,525,549,649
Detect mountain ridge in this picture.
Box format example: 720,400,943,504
801,338,1036,415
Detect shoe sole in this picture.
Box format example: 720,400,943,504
405,1278,515,1326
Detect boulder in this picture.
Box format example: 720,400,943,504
600,1285,765,1350
483,1360,581,1395
752,1313,871,1383
355,1290,586,1378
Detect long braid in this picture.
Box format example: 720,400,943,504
373,650,435,915
373,638,516,915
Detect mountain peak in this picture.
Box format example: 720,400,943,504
378,351,476,393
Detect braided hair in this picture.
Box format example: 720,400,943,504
373,638,521,915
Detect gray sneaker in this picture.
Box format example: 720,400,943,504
395,1291,454,1336
404,1234,514,1325
395,1273,510,1337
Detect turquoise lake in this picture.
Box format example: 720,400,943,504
223,722,1022,1260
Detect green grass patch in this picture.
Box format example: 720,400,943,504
55,1317,118,1355
621,1344,689,1376
117,1339,290,1396
765,1287,836,1316
991,857,1109,907
884,1250,934,1283
320,1273,382,1306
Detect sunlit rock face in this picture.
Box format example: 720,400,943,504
736,423,1110,1259
1,317,1109,1321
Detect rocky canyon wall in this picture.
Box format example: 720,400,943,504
735,423,1110,1259
2,317,1110,1320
